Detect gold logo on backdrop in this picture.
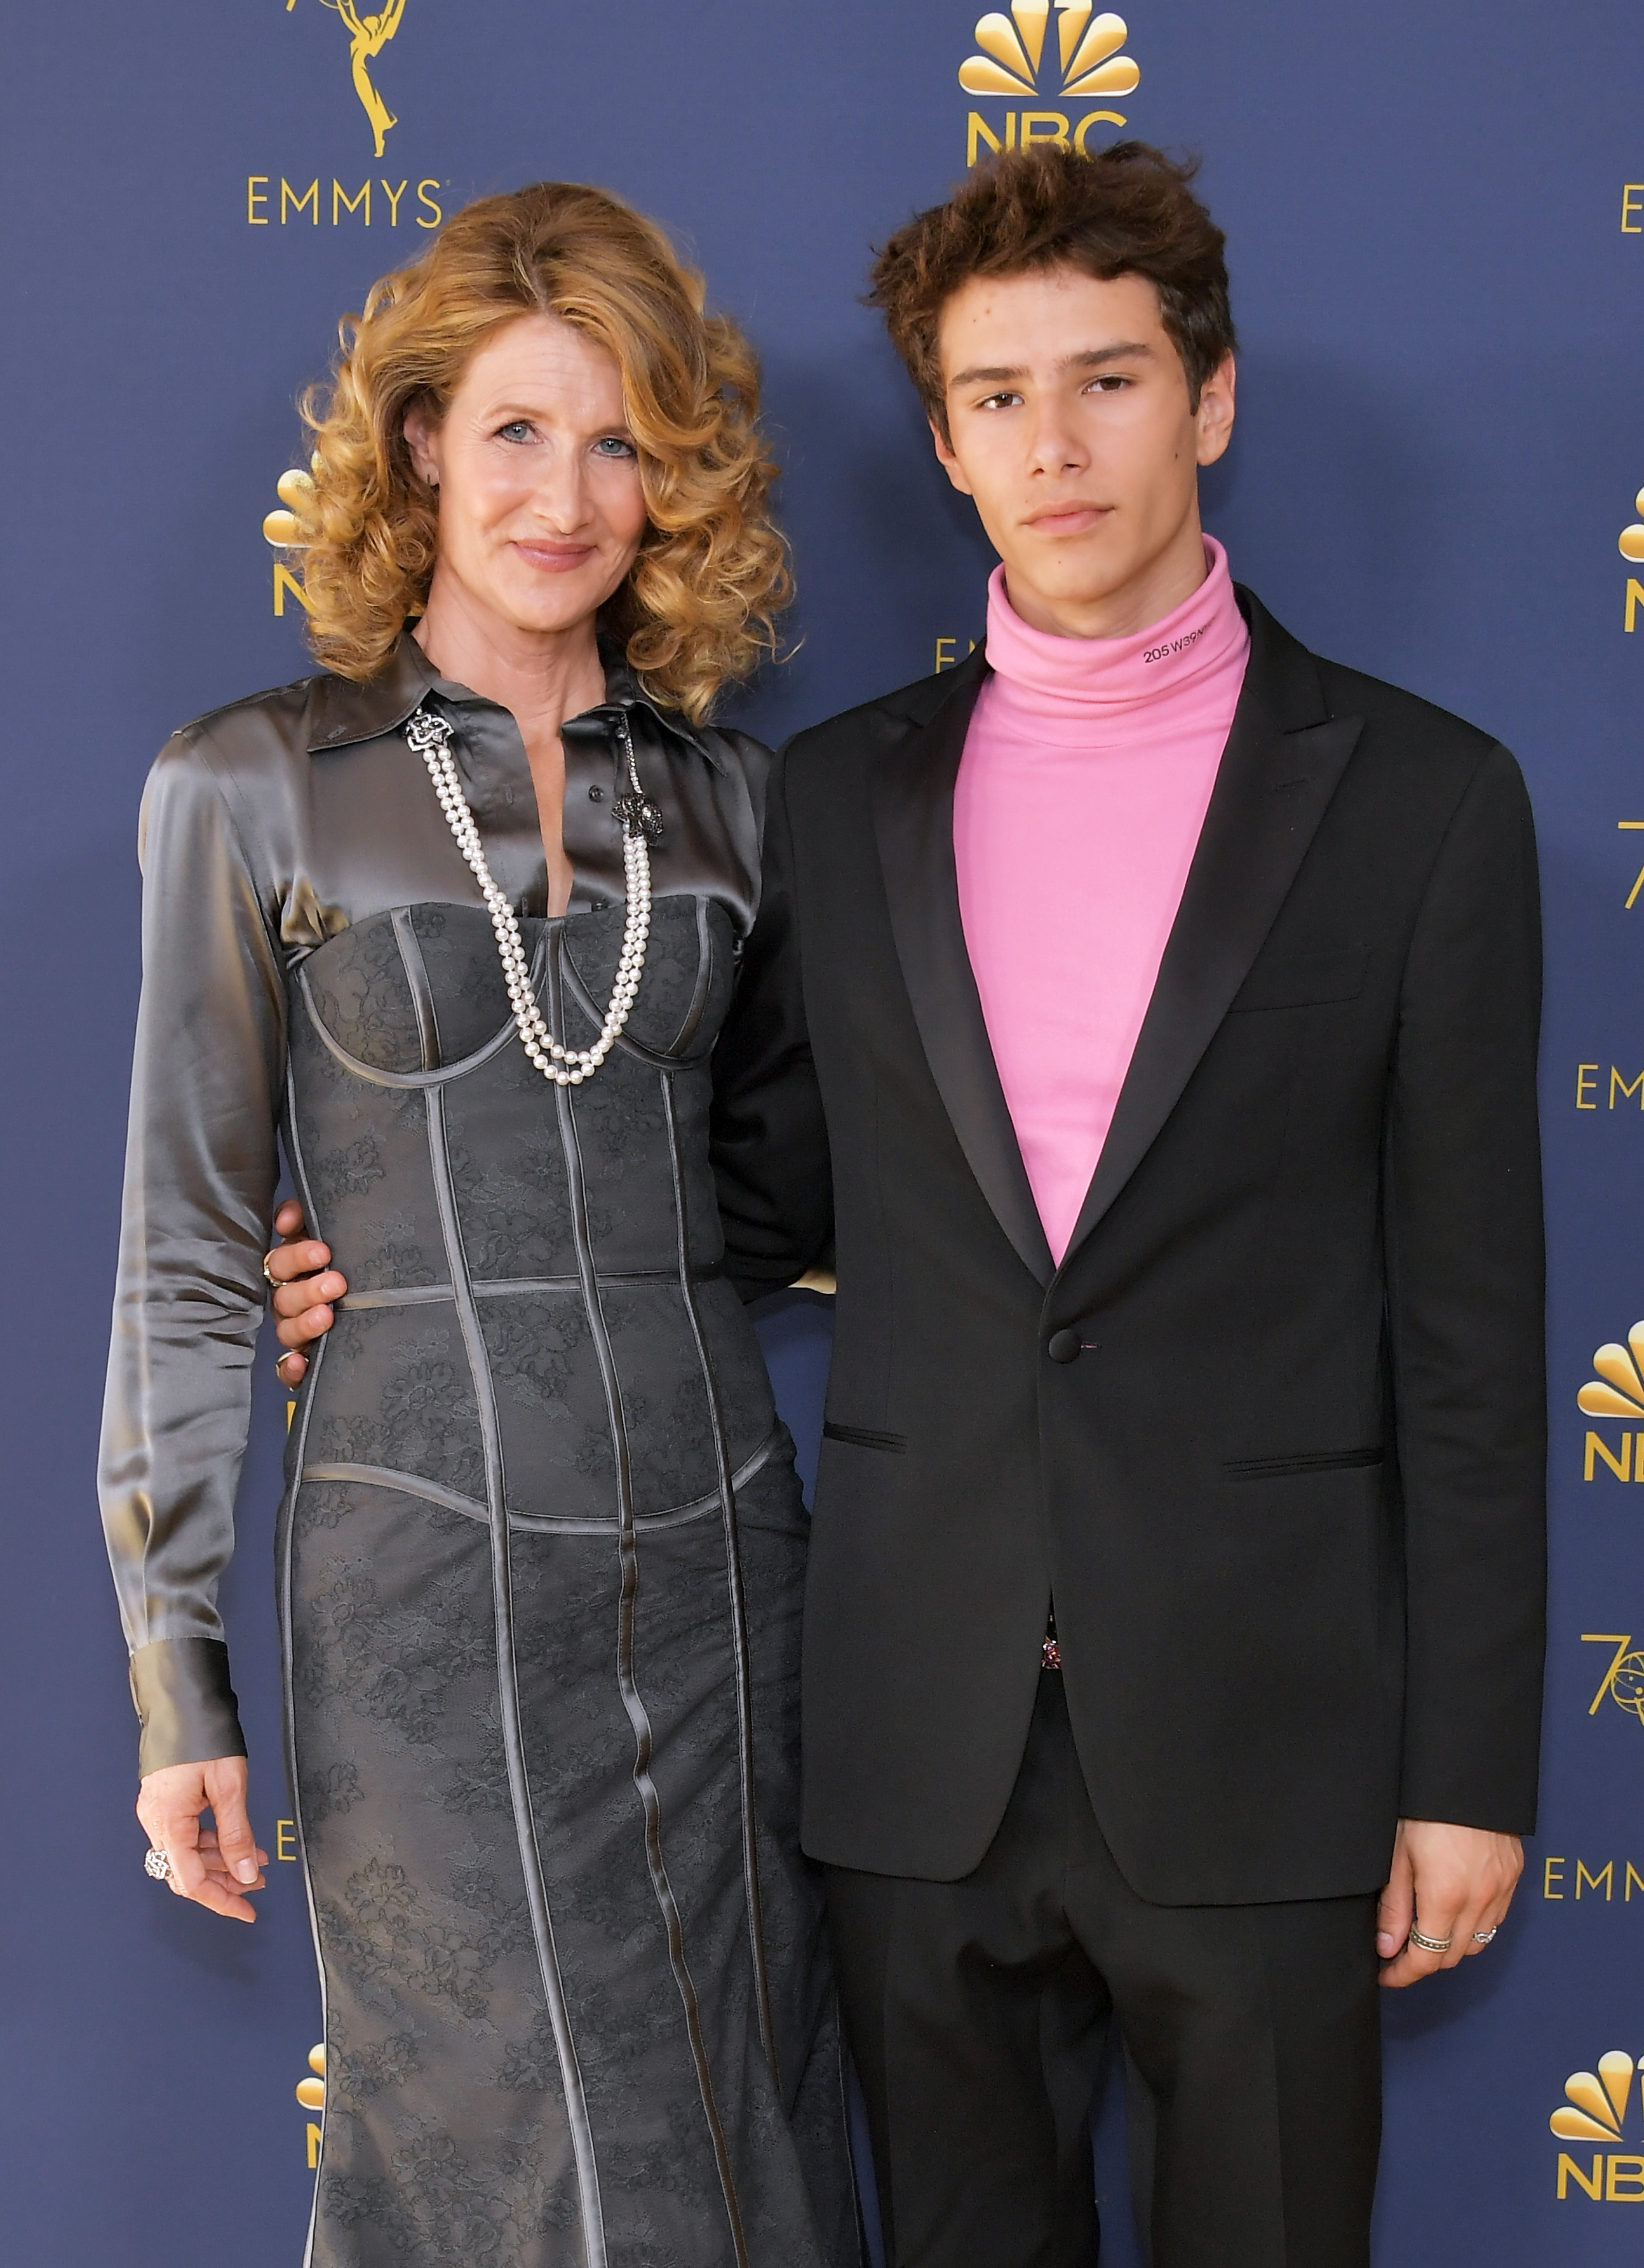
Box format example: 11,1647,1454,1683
1584,1635,1644,1725
1575,1326,1644,1482
297,2042,325,2170
959,3,1140,163
1577,1327,1644,1422
1619,486,1644,633
288,0,408,158
265,463,317,617
1551,2051,1644,2202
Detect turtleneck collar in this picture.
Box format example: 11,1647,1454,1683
982,536,1248,721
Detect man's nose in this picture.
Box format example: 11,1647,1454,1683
1025,402,1088,476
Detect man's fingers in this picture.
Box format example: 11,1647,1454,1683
265,1240,335,1287
1375,1841,1413,1959
273,1270,346,1318
275,1297,339,1344
1379,1941,1445,1989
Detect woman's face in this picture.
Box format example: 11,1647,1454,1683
404,313,649,644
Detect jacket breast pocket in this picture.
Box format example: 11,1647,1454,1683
1226,944,1369,1013
822,1422,906,1454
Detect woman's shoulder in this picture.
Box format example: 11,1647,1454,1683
163,672,333,773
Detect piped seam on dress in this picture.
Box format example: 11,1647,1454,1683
552,936,753,2268
298,1428,780,1534
663,1072,779,2086
424,1072,609,2268
278,1068,334,2268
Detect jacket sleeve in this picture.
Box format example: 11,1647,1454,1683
99,732,286,1776
1385,741,1547,1833
710,740,834,1301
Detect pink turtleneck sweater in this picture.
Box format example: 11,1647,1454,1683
953,539,1250,1263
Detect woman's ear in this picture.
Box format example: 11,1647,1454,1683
403,402,441,487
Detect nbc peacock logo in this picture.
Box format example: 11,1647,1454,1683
264,461,317,619
1576,1321,1644,1485
297,2042,325,2168
1551,2050,1644,2202
959,2,1140,166
1620,487,1644,634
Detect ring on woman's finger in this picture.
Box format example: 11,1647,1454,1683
144,1847,174,1882
1408,1927,1452,1954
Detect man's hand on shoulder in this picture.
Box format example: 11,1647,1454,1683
1376,1818,1523,1988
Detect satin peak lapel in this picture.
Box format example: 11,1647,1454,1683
871,665,1055,1287
1060,674,1363,1271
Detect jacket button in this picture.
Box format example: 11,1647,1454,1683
1047,1329,1082,1364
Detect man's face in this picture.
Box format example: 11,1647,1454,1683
933,266,1235,638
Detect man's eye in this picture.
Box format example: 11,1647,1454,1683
593,436,638,459
977,392,1022,412
1087,375,1131,393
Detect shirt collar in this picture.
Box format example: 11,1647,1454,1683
302,630,727,769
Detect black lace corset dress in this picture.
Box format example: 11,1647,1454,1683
98,648,851,2268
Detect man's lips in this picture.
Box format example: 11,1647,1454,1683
513,539,598,573
1023,503,1111,536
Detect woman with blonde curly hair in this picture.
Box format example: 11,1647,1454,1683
100,182,854,2267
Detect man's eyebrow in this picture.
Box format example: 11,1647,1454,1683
945,342,1157,391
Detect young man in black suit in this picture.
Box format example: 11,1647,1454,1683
270,144,1544,2268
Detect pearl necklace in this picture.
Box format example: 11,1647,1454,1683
403,703,663,1088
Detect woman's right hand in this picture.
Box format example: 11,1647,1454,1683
266,1197,348,1386
137,1756,269,1923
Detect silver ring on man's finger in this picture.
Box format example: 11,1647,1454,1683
144,1847,174,1882
1472,1927,1498,1945
1408,1927,1452,1953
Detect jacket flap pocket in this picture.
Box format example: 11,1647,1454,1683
1227,943,1369,1013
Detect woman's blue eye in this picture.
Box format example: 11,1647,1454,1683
497,420,532,442
594,436,638,458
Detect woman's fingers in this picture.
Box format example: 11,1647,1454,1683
203,1757,262,1888
136,1757,264,1923
273,1198,308,1239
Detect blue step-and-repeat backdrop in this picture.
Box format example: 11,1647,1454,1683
3,3,1642,2260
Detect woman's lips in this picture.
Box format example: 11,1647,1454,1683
513,540,598,573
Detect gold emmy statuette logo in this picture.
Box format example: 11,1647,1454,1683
289,0,408,158
959,2,1139,163
264,463,318,618
1583,1633,1644,1726
1551,2050,1644,2201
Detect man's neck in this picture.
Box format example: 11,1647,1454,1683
1001,510,1211,642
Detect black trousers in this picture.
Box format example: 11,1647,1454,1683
824,1674,1382,2268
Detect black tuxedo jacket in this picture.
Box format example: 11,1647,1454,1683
711,590,1546,1905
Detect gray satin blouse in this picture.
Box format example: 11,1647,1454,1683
98,633,819,1776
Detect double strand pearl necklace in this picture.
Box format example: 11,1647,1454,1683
403,702,663,1089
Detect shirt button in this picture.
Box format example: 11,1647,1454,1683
1047,1329,1082,1364
589,785,603,801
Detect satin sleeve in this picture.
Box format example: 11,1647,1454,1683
99,731,286,1775
710,739,834,1300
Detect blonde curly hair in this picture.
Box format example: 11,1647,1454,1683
285,182,790,721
